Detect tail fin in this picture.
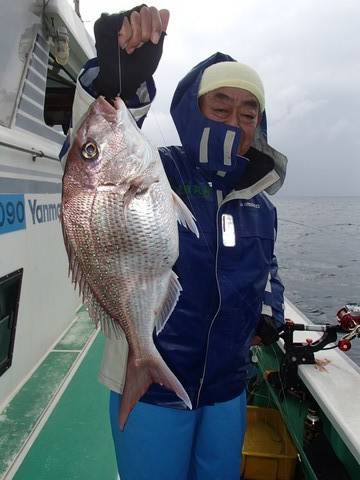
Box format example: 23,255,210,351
119,351,192,430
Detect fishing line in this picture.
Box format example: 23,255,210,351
117,41,122,98
278,216,360,259
247,350,272,406
149,108,215,258
278,217,325,231
271,343,294,422
279,217,360,232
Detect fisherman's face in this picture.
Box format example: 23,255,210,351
199,87,261,156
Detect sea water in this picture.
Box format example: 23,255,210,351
273,196,360,365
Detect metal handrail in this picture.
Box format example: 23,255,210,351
0,140,59,162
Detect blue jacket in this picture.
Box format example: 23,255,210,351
63,52,287,409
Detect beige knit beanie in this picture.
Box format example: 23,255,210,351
198,61,265,112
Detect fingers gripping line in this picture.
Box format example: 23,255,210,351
118,6,170,54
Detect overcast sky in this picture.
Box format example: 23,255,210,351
73,0,360,196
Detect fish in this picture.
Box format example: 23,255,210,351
61,96,199,429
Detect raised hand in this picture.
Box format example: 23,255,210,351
94,6,170,99
118,6,170,54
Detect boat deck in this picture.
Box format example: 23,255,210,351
0,308,118,480
2,302,360,479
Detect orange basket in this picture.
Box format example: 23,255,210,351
241,406,297,480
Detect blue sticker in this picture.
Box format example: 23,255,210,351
0,194,26,235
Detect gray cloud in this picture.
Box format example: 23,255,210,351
81,0,360,196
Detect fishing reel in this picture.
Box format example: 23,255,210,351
265,303,360,398
281,303,360,357
336,304,360,351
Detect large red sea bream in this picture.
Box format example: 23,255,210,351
61,96,198,429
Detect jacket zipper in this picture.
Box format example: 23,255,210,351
195,205,222,408
194,180,280,406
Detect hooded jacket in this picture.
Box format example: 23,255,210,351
62,52,286,409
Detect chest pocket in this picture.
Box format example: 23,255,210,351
232,198,275,241
217,196,276,270
217,199,275,295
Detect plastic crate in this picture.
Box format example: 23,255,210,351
241,406,297,480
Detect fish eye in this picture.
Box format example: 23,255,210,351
81,141,99,161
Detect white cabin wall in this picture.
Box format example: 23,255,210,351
0,139,81,408
0,0,94,408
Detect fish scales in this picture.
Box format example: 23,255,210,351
61,96,199,429
89,186,179,346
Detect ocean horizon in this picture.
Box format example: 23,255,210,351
272,195,360,365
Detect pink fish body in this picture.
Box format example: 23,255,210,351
61,96,198,429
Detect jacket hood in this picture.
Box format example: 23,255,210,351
170,52,287,195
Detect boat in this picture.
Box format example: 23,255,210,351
0,0,95,475
245,300,360,480
0,1,359,479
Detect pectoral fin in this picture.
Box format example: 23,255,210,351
172,192,199,238
154,271,182,335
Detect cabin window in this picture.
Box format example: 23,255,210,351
0,269,23,377
15,32,76,145
44,54,76,135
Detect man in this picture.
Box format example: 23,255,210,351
61,5,287,480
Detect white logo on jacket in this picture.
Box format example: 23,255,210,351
239,201,260,209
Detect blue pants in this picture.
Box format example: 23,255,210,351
109,390,247,480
